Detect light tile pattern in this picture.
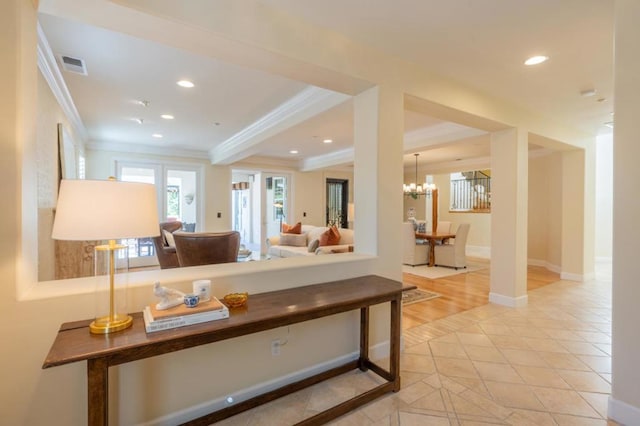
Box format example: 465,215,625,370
216,274,618,425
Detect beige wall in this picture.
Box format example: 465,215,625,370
527,153,563,269
36,71,79,280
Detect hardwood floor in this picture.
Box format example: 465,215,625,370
402,259,560,330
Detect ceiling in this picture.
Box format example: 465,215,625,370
37,0,614,172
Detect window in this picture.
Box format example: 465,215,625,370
450,170,491,212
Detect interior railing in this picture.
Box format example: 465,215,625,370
450,174,491,212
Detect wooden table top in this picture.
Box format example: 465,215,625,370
415,231,456,240
43,275,403,369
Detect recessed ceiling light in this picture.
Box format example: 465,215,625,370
132,118,144,124
323,139,333,144
177,80,194,88
135,100,150,107
604,121,614,129
161,114,174,120
289,150,299,154
524,55,549,66
152,133,163,138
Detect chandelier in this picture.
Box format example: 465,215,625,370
403,153,433,199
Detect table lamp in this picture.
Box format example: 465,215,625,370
52,178,159,334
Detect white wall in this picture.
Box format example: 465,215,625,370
595,134,613,261
610,2,640,422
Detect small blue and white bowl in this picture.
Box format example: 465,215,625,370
184,293,200,308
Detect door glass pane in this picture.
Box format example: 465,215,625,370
326,179,347,228
266,175,287,237
118,166,158,266
166,169,197,230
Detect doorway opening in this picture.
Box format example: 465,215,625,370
326,178,348,228
231,170,291,255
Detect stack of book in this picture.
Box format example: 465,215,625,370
143,297,229,333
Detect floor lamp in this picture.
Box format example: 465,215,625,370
52,178,159,334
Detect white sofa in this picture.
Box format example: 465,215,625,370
266,225,354,258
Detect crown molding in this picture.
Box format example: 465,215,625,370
232,155,300,170
36,22,88,142
85,140,210,160
209,87,350,165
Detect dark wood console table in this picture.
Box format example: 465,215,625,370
43,275,405,425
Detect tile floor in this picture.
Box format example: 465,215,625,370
217,269,617,425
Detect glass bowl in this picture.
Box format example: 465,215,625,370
223,292,248,308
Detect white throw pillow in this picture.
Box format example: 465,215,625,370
279,233,307,247
162,229,176,247
307,238,320,253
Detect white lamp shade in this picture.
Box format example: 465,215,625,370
52,179,160,241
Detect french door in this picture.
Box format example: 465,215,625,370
326,178,348,228
116,161,201,267
261,173,290,254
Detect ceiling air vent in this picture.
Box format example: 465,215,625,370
59,55,87,76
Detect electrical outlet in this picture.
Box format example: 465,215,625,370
271,339,280,356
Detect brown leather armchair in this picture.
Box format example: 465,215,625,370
152,221,182,269
173,231,240,267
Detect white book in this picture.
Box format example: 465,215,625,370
143,305,229,333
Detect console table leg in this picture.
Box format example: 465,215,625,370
88,358,109,426
390,298,401,391
359,307,369,371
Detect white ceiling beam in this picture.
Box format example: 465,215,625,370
209,87,350,165
403,123,487,152
300,148,354,172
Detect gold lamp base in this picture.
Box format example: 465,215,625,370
89,313,133,334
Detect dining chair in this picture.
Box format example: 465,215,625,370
434,223,470,269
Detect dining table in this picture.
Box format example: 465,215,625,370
415,231,456,267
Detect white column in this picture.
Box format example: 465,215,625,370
609,0,640,423
489,128,528,307
353,85,404,280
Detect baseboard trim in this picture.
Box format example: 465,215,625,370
608,396,640,425
527,258,561,274
560,271,586,282
467,245,490,259
489,292,528,307
138,340,391,426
